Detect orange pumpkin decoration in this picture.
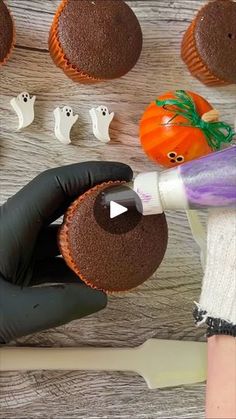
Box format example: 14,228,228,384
140,90,233,168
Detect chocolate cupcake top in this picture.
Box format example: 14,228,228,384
0,0,14,62
194,0,236,83
59,182,168,292
57,0,143,79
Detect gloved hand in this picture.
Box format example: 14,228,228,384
194,208,236,337
0,161,133,343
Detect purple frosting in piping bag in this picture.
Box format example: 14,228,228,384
102,146,236,215
179,146,236,208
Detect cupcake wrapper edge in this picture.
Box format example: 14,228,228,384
48,0,102,84
181,19,229,87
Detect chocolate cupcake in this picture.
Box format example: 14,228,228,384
181,0,236,86
49,0,143,83
59,182,168,293
0,0,14,67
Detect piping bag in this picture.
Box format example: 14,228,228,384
103,146,236,268
1,147,235,388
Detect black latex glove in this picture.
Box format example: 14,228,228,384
0,162,133,343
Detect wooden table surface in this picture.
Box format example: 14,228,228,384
0,0,235,418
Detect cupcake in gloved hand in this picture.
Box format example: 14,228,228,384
58,181,168,293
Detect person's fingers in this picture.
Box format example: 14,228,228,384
0,275,107,343
31,257,80,285
0,162,132,284
34,224,61,261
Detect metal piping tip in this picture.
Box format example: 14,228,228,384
101,184,143,214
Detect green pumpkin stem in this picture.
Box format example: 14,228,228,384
156,90,235,151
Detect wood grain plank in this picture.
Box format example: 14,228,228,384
1,0,235,417
0,368,205,418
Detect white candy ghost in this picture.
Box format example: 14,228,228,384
89,105,114,143
53,106,78,145
10,92,36,130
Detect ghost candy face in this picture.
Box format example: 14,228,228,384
53,105,78,145
89,105,114,143
10,91,36,130
98,106,109,117
18,92,30,104
63,106,73,117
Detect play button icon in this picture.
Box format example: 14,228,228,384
110,201,128,219
94,184,143,234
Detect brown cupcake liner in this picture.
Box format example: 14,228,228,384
58,181,128,294
181,19,229,87
48,0,102,84
0,4,15,67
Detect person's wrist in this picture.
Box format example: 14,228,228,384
206,335,236,419
194,306,236,337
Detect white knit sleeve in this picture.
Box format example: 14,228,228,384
194,209,236,336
